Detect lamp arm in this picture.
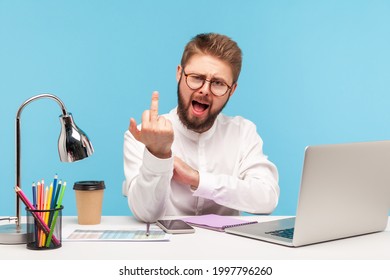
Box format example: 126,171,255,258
15,94,68,228
16,93,68,119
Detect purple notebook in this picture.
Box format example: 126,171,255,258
182,214,258,232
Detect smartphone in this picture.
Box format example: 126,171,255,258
156,219,195,234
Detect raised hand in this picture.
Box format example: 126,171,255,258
129,91,174,159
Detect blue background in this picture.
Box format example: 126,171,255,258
0,0,389,217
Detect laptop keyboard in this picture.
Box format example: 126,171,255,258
265,228,295,239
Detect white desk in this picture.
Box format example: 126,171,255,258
1,216,389,260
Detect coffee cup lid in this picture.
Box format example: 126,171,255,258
73,181,105,191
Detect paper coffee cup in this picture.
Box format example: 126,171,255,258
73,181,105,225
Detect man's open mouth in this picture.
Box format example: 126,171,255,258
192,100,210,113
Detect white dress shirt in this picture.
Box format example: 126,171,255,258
122,108,280,222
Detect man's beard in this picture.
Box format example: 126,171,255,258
176,82,230,133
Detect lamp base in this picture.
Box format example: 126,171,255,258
0,223,27,244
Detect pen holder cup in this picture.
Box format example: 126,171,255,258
25,206,63,250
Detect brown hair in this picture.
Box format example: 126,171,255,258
180,33,242,83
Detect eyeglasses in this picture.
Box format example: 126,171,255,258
182,70,233,97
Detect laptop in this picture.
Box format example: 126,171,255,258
225,141,390,247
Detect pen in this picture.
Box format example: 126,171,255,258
47,182,55,227
32,182,36,208
51,174,58,210
37,181,41,210
40,179,45,211
36,181,42,243
40,186,49,247
32,182,38,242
53,180,62,209
45,181,66,247
146,222,150,237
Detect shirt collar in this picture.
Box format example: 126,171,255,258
170,107,218,141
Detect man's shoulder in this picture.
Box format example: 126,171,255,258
218,113,256,129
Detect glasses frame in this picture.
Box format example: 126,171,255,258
182,70,234,97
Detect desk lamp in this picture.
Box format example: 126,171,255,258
0,93,94,244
